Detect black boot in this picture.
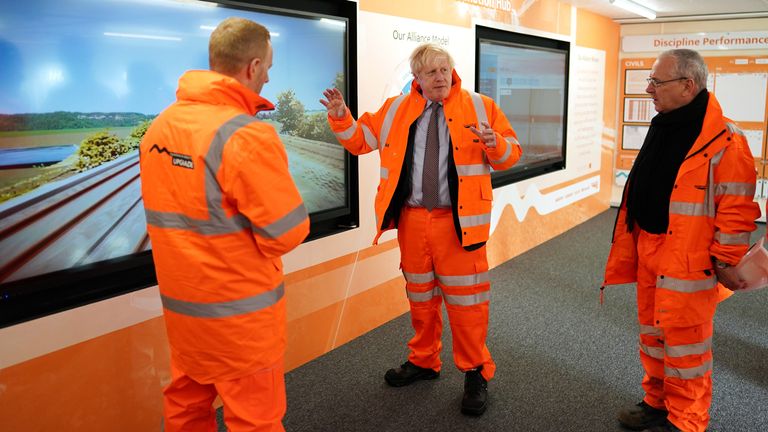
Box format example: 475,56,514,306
618,401,668,431
384,361,439,387
641,419,682,432
461,367,488,416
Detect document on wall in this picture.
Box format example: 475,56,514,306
622,125,649,150
623,98,656,123
713,73,767,122
567,46,605,177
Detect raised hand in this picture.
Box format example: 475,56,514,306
320,88,347,119
468,121,497,147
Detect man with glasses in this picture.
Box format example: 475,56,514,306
603,49,759,432
321,43,521,415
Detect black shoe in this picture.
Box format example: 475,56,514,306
384,361,439,387
461,367,488,416
618,401,668,431
641,419,682,432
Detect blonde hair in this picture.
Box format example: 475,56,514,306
209,17,270,75
409,43,455,76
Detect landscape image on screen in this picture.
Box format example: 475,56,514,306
0,0,347,284
478,39,567,179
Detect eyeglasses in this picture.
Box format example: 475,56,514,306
646,77,689,88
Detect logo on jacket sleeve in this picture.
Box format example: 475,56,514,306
149,144,195,170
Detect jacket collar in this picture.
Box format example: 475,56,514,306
176,70,275,115
686,91,727,157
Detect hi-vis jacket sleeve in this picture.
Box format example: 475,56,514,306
223,124,309,258
484,96,522,172
710,129,760,264
327,103,389,156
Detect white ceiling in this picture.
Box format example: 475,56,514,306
564,0,768,22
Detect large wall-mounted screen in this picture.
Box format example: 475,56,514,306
475,25,569,187
0,0,358,326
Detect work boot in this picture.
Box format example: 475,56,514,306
384,361,439,387
461,367,488,416
618,401,668,431
642,419,682,432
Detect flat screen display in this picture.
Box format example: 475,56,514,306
476,26,568,186
0,0,358,326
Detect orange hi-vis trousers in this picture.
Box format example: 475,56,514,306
636,230,714,432
398,206,495,381
163,358,286,432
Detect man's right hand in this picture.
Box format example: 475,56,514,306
320,88,347,119
715,264,748,291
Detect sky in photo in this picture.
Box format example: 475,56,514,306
0,0,346,115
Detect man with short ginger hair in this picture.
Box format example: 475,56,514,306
321,43,522,415
140,17,308,431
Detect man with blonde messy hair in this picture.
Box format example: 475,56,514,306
321,43,521,415
140,17,308,431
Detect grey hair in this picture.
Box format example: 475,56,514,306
659,49,708,90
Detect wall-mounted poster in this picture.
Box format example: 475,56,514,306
625,69,650,95
623,97,656,122
622,124,649,150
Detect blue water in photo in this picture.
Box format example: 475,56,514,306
0,145,78,169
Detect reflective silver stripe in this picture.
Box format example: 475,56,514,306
459,213,491,228
403,270,436,284
714,231,751,246
657,275,717,293
469,91,488,125
710,147,725,166
380,95,407,149
714,182,756,197
640,325,663,336
665,359,712,379
490,135,513,164
406,286,441,302
456,164,490,176
362,124,378,151
438,271,490,287
381,167,389,180
726,122,745,138
506,136,519,146
253,203,308,239
666,337,712,358
640,343,665,359
444,290,490,306
145,209,250,235
161,283,284,318
335,121,357,140
669,201,709,217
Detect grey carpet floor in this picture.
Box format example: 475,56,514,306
220,208,768,431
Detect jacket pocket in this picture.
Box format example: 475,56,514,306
480,179,493,201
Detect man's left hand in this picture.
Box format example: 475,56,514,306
468,121,496,147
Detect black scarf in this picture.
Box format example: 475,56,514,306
625,89,709,234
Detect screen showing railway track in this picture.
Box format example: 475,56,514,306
0,0,358,326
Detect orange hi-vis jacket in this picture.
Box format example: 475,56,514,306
328,70,521,248
139,70,309,383
604,93,759,327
